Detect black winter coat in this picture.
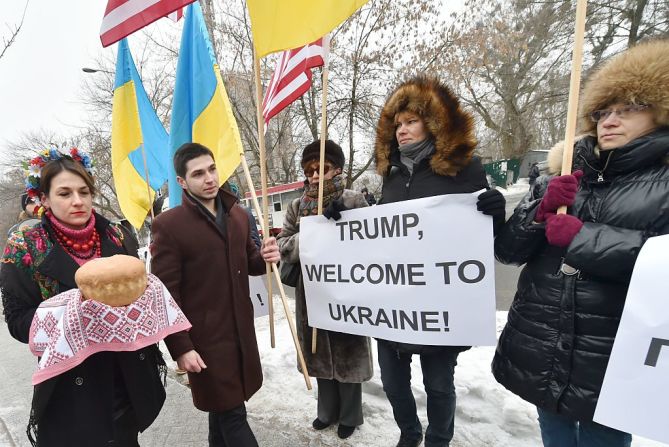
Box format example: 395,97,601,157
378,150,489,354
492,129,669,421
1,213,166,446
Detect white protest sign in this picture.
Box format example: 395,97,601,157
249,275,269,319
299,193,496,346
594,235,669,443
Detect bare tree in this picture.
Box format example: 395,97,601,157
1,1,29,61
286,0,442,187
419,0,575,159
587,0,669,65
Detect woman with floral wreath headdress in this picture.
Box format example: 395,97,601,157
1,148,168,446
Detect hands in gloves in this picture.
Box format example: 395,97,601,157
477,189,506,235
477,189,506,218
323,199,347,221
535,170,583,222
545,214,583,247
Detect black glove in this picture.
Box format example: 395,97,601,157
477,189,506,217
323,199,347,221
477,189,506,235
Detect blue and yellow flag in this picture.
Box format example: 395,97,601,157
112,38,169,228
168,3,243,206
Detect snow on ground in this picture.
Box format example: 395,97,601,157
163,301,666,447
497,178,532,198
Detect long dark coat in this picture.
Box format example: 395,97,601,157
0,212,166,447
492,130,669,421
276,189,374,383
151,189,266,412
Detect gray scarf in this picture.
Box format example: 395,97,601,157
399,139,435,175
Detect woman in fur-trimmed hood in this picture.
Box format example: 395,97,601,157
373,75,506,447
493,39,669,447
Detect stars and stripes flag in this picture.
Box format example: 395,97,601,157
262,36,330,128
100,0,196,48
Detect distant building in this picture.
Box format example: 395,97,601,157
242,180,305,231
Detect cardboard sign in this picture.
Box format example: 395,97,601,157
594,235,669,443
299,193,496,346
249,275,270,319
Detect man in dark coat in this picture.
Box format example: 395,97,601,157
492,39,669,447
151,142,280,447
374,75,505,447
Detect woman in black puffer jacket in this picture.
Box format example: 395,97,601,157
493,39,669,447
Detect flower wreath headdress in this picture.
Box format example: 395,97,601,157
23,147,94,207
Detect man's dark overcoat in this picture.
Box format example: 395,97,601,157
151,189,265,412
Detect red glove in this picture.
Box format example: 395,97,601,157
545,214,583,247
535,170,583,222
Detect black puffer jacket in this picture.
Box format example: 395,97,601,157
378,150,489,354
492,129,669,421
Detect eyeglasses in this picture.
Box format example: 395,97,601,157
304,163,333,177
589,104,651,123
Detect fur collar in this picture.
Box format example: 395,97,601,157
374,76,477,177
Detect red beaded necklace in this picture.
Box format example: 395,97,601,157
46,210,101,260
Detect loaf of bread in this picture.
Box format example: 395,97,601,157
75,255,147,307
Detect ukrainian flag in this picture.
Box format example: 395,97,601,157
112,38,169,228
168,3,243,207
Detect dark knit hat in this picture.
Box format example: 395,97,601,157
301,140,345,169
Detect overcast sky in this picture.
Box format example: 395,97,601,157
0,1,113,159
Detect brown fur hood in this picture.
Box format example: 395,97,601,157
579,39,669,134
374,76,477,177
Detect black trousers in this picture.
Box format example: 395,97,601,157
208,404,258,447
108,408,140,447
316,378,363,427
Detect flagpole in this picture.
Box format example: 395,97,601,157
140,143,155,221
253,50,311,390
558,0,588,214
252,54,276,349
313,37,331,355
240,154,312,391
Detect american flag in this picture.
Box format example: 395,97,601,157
100,0,195,48
262,36,330,128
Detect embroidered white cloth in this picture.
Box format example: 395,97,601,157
29,274,191,385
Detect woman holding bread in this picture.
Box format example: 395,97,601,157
1,149,167,446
